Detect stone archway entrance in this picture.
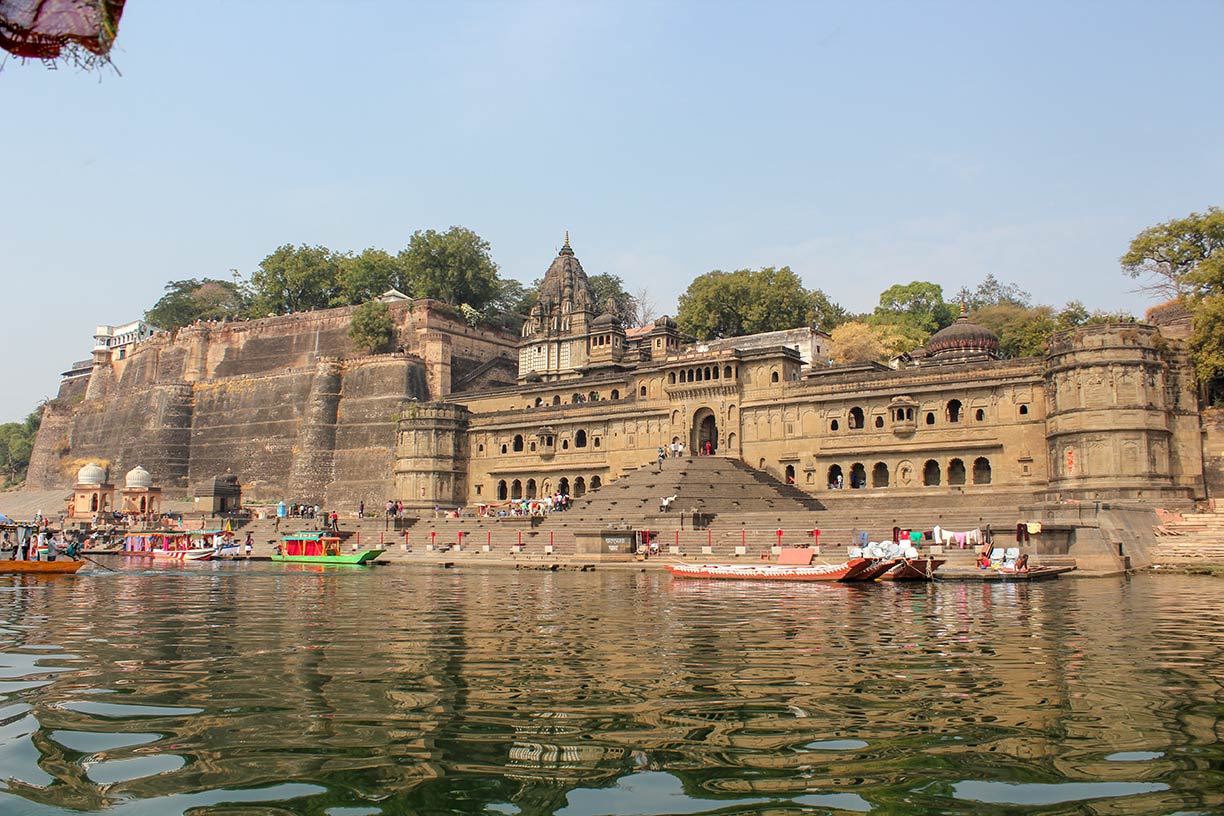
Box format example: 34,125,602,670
692,408,718,455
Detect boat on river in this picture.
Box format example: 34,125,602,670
880,557,946,581
667,558,877,582
667,547,884,582
0,559,84,575
272,532,385,565
124,529,236,561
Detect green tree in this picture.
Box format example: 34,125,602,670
250,244,342,315
0,407,42,486
807,288,849,331
873,281,957,333
677,267,811,340
348,301,395,353
399,226,500,309
587,273,636,323
958,274,1032,310
335,248,408,306
1122,207,1224,298
144,278,250,331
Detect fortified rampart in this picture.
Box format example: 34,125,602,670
29,300,518,505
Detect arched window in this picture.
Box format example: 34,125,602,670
513,434,524,452
923,459,941,486
573,477,586,497
948,458,966,486
572,393,582,404
591,475,602,490
830,419,839,432
705,367,712,380
827,464,843,489
610,389,620,400
669,372,676,384
593,437,601,448
90,494,99,512
497,480,508,500
478,444,484,453
973,457,992,485
511,479,523,499
849,462,867,489
553,395,562,406
724,365,733,379
534,397,543,407
975,408,985,421
785,464,796,484
526,479,537,499
640,385,647,397
529,442,537,452
713,366,720,379
575,429,587,448
559,477,570,495
947,399,962,423
872,462,889,488
1019,404,1029,415
501,444,508,454
925,412,935,425
849,407,864,429
589,391,598,401
771,371,780,383
874,415,884,429
562,439,569,450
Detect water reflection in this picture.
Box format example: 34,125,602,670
0,567,1220,814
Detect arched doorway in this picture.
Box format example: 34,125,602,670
872,462,889,488
784,464,796,484
692,408,718,455
558,477,570,496
573,477,586,498
849,462,867,488
827,464,843,489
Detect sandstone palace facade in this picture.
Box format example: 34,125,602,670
31,237,1208,512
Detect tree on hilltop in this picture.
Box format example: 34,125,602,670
335,248,409,306
250,244,342,315
399,227,500,310
1122,207,1224,298
145,278,250,331
348,301,394,353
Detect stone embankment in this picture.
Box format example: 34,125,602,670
1150,509,1224,567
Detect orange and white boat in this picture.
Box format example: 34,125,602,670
880,557,946,581
666,547,880,583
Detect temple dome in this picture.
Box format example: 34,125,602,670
653,315,677,329
926,314,999,361
76,463,105,485
592,311,618,329
533,232,591,314
125,466,153,489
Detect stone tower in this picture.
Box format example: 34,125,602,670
518,233,596,381
1044,323,1201,500
395,403,471,510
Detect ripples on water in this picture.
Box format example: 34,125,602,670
0,562,1221,815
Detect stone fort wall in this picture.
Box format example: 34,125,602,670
29,301,517,506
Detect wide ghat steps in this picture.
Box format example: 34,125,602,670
1151,510,1224,565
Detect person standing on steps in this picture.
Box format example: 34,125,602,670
657,446,666,470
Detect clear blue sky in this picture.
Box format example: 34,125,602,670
2,1,1222,422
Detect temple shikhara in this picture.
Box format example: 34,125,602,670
27,234,1211,570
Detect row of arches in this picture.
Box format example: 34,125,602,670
669,365,736,385
531,389,621,408
496,474,603,501
834,399,1001,431
812,457,993,489
501,429,600,454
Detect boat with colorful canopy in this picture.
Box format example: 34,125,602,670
272,532,384,565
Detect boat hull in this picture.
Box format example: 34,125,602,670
667,558,875,582
270,549,385,565
0,560,85,575
152,548,215,561
880,558,946,581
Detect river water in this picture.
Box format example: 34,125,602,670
0,561,1221,815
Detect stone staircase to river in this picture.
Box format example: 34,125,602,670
1150,510,1224,566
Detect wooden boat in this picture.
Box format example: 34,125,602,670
272,532,385,565
665,545,876,584
125,529,233,561
847,558,901,581
0,559,84,575
880,557,946,581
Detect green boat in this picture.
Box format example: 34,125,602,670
272,532,385,565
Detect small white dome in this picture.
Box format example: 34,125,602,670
125,466,153,489
77,463,105,485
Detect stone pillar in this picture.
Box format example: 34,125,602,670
420,331,452,399
287,361,342,504
394,403,470,511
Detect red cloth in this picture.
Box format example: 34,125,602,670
0,0,125,61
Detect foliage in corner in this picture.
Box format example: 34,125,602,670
0,407,43,488
349,301,395,354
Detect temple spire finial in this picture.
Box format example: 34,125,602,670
564,230,570,247
960,294,968,317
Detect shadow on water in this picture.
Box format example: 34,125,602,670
0,568,1221,814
